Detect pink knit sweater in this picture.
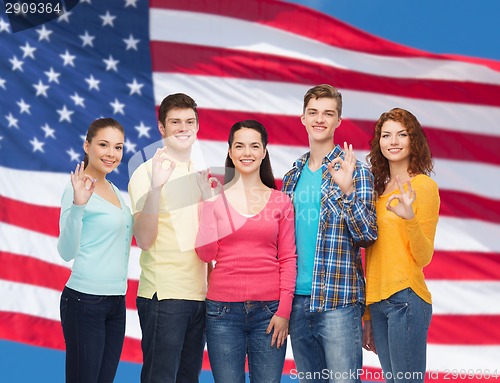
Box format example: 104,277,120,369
195,189,297,319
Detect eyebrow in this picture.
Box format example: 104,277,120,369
233,141,262,145
381,129,407,134
97,139,124,145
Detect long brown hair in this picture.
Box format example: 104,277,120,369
83,118,124,168
224,120,276,189
367,108,434,195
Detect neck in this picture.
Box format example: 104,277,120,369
164,144,192,163
228,170,266,191
388,161,411,181
308,140,335,169
84,166,107,182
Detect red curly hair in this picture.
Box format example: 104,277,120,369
367,108,434,196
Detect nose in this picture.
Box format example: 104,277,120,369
390,135,399,145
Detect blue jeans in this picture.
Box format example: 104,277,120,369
205,300,286,383
136,295,205,383
370,288,432,383
60,286,126,383
289,295,363,383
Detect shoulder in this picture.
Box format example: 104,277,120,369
271,189,293,207
412,174,439,193
129,159,153,184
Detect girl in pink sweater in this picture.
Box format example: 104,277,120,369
196,120,297,383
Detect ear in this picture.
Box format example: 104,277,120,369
335,117,342,129
83,140,89,154
300,114,306,127
158,121,166,137
228,146,233,161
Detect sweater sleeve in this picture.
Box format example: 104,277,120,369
275,194,298,320
57,183,85,262
343,162,378,248
195,199,220,263
404,177,440,268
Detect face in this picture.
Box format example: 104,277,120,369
228,128,266,175
379,120,411,165
158,107,199,152
84,127,124,176
301,97,341,143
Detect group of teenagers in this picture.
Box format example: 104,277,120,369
57,84,440,383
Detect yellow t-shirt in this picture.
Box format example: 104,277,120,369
365,174,440,318
128,158,207,301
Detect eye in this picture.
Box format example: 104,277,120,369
99,143,107,147
116,146,123,151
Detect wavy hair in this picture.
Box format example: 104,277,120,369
224,120,277,189
367,108,434,195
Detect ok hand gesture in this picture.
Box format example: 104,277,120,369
386,175,416,220
70,161,97,206
327,142,355,196
196,169,222,201
151,147,176,189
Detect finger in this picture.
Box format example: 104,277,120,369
407,180,415,198
349,144,356,164
386,194,400,205
396,175,405,195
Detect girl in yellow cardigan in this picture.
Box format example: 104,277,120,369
364,108,440,383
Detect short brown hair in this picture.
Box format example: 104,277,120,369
158,93,198,125
303,84,342,117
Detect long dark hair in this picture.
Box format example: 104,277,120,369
224,120,276,189
83,118,124,169
367,108,434,195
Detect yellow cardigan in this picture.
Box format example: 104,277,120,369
364,174,440,319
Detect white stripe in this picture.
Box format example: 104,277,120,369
0,222,142,280
363,345,500,372
152,73,500,137
0,280,141,340
4,145,500,206
0,165,133,208
150,8,500,85
429,280,500,315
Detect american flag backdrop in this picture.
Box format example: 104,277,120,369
1,0,499,381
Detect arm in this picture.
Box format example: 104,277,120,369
268,195,297,348
400,178,440,267
275,195,298,320
195,200,220,263
327,143,377,247
342,164,378,247
129,148,176,250
57,162,96,261
57,186,85,262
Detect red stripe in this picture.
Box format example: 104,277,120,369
426,251,500,281
195,110,500,166
151,41,500,107
438,190,500,223
429,315,500,345
0,251,140,310
0,195,60,237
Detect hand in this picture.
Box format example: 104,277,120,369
327,142,355,196
196,169,222,201
151,147,176,189
70,161,97,206
266,315,289,349
363,320,377,354
386,175,415,220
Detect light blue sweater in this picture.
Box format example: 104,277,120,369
57,181,133,295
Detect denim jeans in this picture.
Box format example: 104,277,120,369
289,295,364,383
369,288,432,383
60,286,126,383
205,300,286,383
136,295,205,383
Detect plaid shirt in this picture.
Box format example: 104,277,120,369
282,145,377,312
